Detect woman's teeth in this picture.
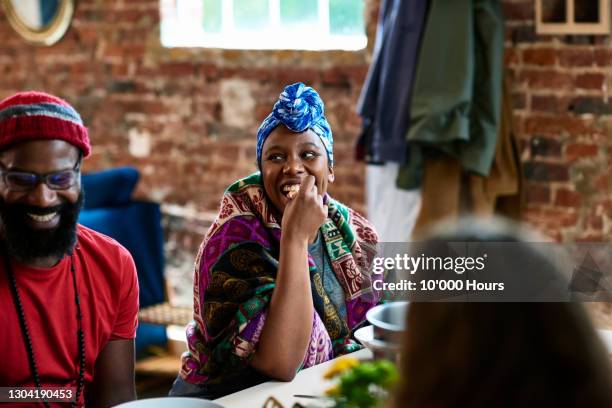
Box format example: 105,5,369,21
27,212,57,222
283,184,300,199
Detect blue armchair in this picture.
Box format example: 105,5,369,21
78,167,167,356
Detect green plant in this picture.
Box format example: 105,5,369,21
324,358,398,408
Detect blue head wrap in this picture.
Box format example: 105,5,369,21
256,82,333,168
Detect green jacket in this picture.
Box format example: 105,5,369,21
398,0,505,189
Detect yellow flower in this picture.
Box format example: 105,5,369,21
323,356,360,379
324,384,341,396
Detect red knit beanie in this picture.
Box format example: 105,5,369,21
0,91,91,157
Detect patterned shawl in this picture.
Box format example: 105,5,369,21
180,173,380,385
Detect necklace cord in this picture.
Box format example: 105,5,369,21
4,255,43,390
4,251,86,407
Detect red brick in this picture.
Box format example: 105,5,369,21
220,67,239,78
115,28,152,44
321,68,350,87
559,48,595,67
575,73,605,90
595,172,611,190
34,41,85,57
119,0,158,5
110,63,129,76
510,25,542,43
554,188,582,207
522,48,556,66
540,229,563,242
594,48,612,66
588,215,603,231
504,48,520,65
518,70,572,90
524,162,569,182
103,44,146,59
565,143,598,161
276,67,319,86
530,135,562,157
574,233,604,242
344,66,369,85
526,184,551,204
238,68,274,82
524,116,593,136
523,208,579,228
502,1,534,21
111,99,167,115
75,26,104,44
602,199,612,218
210,144,242,162
531,95,570,113
159,62,195,77
570,97,612,115
199,63,220,79
512,92,527,109
104,9,159,24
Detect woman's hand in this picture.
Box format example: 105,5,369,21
281,175,328,243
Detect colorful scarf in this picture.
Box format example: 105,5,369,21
180,173,380,385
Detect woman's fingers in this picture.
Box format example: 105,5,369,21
300,175,316,197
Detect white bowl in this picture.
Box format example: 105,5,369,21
113,397,224,408
354,325,395,353
364,302,408,360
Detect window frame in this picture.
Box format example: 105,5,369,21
535,0,610,35
160,0,367,51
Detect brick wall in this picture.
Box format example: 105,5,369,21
0,0,610,250
0,0,378,220
503,1,611,242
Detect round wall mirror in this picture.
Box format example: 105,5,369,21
3,0,74,45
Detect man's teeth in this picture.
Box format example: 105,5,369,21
27,212,57,222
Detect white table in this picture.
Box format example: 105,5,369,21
600,329,612,354
214,349,372,408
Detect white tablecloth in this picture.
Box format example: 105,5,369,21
600,329,612,354
214,349,372,408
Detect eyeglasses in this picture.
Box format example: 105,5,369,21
0,159,81,192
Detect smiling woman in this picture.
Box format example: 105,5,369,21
170,83,382,399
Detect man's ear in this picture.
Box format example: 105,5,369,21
327,166,335,183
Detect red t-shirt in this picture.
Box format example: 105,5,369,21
0,225,139,407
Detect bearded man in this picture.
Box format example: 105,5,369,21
0,92,138,407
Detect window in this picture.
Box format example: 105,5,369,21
160,0,367,50
536,0,610,35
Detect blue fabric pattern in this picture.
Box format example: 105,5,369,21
256,82,333,167
308,232,347,319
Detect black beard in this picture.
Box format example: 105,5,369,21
0,192,84,263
